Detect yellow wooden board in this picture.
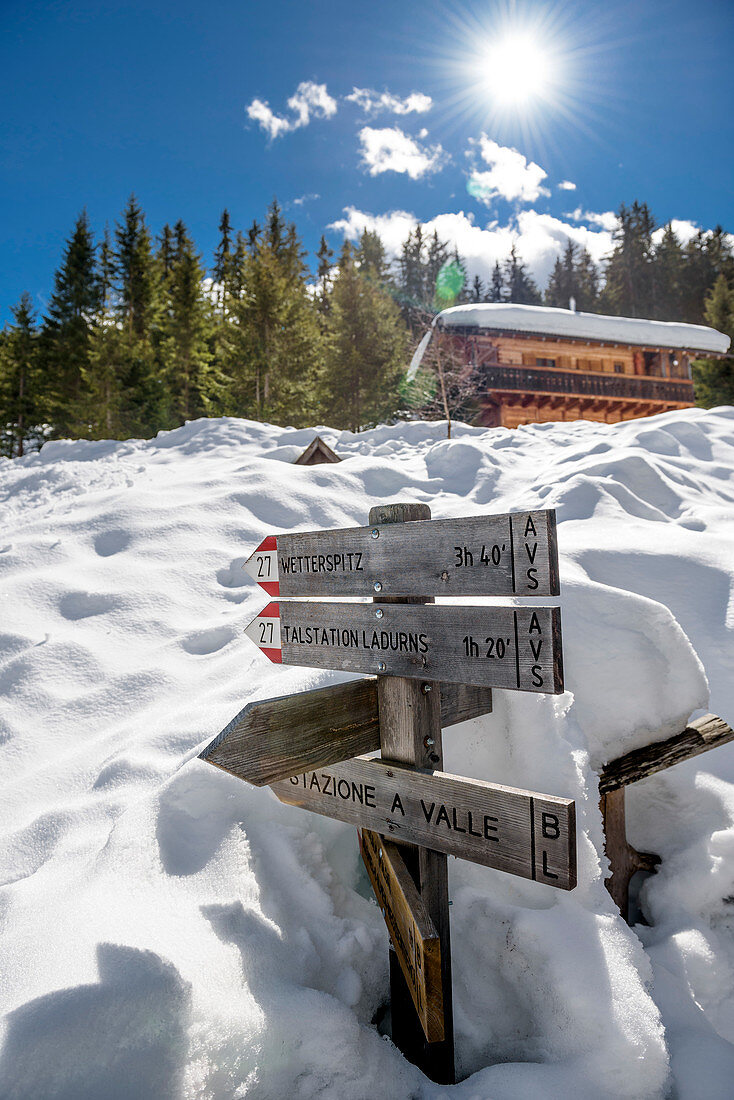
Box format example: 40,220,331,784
360,828,444,1043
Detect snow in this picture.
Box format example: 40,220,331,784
434,302,731,355
1,406,734,1098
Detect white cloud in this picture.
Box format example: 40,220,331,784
329,206,616,290
292,192,320,207
558,180,576,191
247,99,292,140
651,219,700,246
346,88,432,115
246,81,337,140
467,136,550,205
358,127,447,180
566,207,619,232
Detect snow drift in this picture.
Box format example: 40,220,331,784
1,407,734,1099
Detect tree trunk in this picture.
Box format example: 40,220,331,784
435,339,451,440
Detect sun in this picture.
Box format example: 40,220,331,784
481,31,556,108
423,1,618,152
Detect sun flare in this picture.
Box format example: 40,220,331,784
427,0,612,149
482,32,555,107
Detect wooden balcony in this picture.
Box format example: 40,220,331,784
478,363,693,404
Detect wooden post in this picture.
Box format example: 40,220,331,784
369,502,455,1084
599,713,733,922
600,788,660,920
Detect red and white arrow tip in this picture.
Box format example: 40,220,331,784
244,601,282,663
243,536,280,596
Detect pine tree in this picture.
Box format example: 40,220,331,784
158,224,176,282
115,195,159,338
681,227,734,324
574,248,599,311
653,224,685,321
265,199,286,257
489,262,504,302
544,243,576,309
600,201,656,317
425,231,451,305
544,242,599,311
0,294,43,457
545,257,564,308
84,226,124,438
213,209,233,316
231,231,249,299
160,224,218,422
471,274,484,302
315,235,335,316
41,210,100,436
397,226,426,319
355,230,390,284
113,195,167,435
247,221,260,254
322,241,407,431
503,244,541,304
232,203,323,425
692,275,734,407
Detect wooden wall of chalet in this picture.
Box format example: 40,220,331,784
446,332,696,430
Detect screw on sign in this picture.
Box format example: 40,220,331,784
201,503,573,1086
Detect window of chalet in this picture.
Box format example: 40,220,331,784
614,362,624,373
535,357,556,368
643,351,663,376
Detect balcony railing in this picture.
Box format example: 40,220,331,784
478,363,693,403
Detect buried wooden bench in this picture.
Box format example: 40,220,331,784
599,713,734,922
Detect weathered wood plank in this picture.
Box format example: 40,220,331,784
599,713,734,794
246,601,563,693
199,679,493,788
440,682,493,726
200,679,379,786
271,757,577,890
601,788,660,919
243,509,559,598
360,828,444,1043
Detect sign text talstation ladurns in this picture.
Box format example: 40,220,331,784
200,504,574,1086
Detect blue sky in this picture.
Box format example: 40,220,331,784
1,0,733,323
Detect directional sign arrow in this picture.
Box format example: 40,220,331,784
272,756,577,890
243,509,559,599
199,679,493,787
244,601,563,693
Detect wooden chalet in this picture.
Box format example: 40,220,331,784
428,304,730,429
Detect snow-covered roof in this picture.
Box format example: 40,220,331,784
434,303,730,355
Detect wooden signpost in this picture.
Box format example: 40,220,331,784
243,509,559,598
244,600,563,692
201,501,574,1085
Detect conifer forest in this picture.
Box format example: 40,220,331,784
1,196,732,458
